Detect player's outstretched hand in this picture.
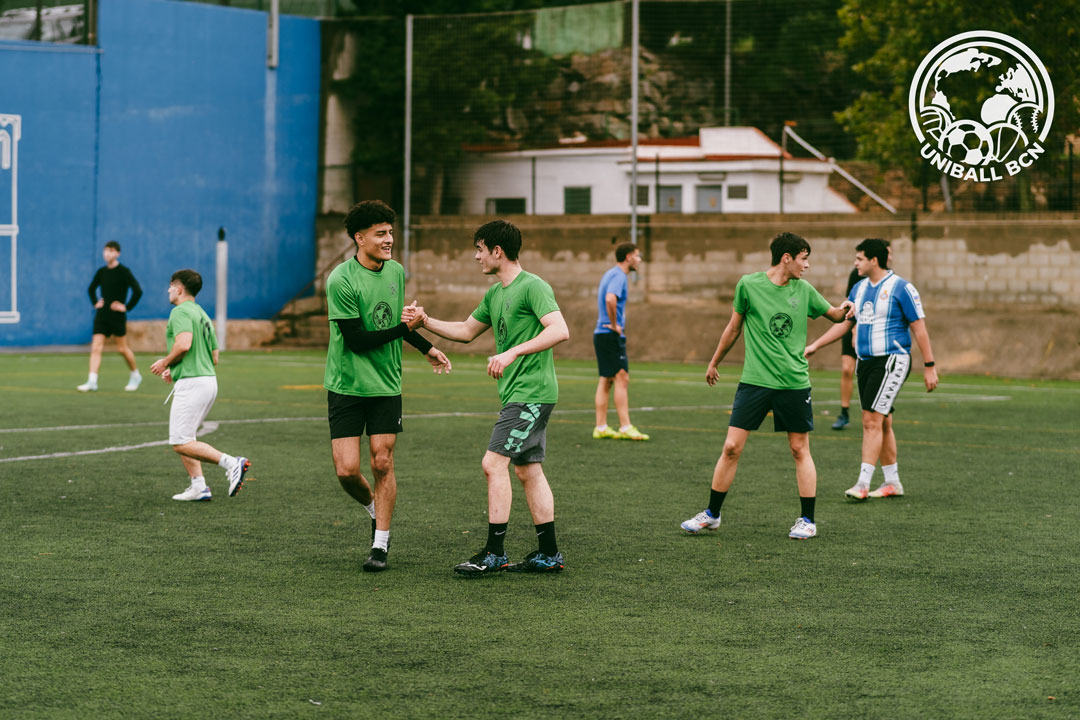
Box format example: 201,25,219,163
706,363,720,386
487,350,517,379
150,357,169,376
426,347,452,375
402,300,426,330
804,343,817,358
841,299,855,320
924,366,938,392
162,368,173,384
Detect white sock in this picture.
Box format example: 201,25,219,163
88,373,99,384
595,424,609,431
619,424,633,432
218,454,237,470
882,463,900,485
857,462,875,487
130,369,141,378
191,476,207,491
363,501,376,519
373,529,390,551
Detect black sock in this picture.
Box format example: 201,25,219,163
486,522,508,556
840,406,849,418
708,489,727,518
535,521,558,556
800,496,816,523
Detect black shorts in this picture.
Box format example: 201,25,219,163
857,354,911,415
327,391,403,439
729,383,814,433
594,332,629,377
93,308,127,337
840,326,856,358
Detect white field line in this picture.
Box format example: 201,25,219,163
1,423,219,464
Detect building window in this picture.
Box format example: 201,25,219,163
727,184,749,200
564,187,591,214
485,198,527,214
629,184,649,207
658,186,682,213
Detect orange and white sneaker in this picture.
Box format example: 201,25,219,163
844,483,869,501
869,481,904,498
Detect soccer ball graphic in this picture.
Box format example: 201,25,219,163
939,120,994,166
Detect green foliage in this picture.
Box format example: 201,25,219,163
2,351,1080,718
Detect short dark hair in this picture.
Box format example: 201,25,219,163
770,232,811,265
344,200,396,241
474,220,522,261
615,242,638,263
171,269,203,297
104,241,121,252
856,238,890,270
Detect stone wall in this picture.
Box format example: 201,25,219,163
314,212,1080,379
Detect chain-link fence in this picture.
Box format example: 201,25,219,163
0,0,93,44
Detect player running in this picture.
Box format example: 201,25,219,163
150,270,250,503
680,232,853,540
805,238,938,500
324,200,451,573
416,220,570,576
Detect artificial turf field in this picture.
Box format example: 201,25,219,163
1,349,1078,719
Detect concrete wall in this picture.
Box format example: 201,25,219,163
397,213,1080,379
0,0,320,346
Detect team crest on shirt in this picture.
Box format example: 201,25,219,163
769,313,793,338
372,301,394,330
497,317,508,346
880,290,889,300
504,299,511,312
388,283,397,297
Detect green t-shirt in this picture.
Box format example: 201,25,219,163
733,271,831,390
471,271,560,405
166,300,218,381
323,257,405,397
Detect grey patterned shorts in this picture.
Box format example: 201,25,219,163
487,402,555,465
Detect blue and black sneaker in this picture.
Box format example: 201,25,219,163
454,549,509,577
506,550,564,573
831,413,850,430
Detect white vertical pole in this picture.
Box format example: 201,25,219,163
267,0,279,68
724,0,731,125
216,227,228,352
630,0,639,242
403,14,414,280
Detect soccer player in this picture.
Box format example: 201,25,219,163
415,220,570,576
805,238,938,500
149,269,250,503
324,200,451,573
680,232,853,540
592,242,649,441
831,266,862,430
78,241,143,392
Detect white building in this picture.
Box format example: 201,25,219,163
455,126,857,215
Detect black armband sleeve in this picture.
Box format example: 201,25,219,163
335,318,408,355
404,330,433,355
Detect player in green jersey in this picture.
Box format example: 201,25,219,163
149,269,250,502
680,233,853,540
415,220,570,576
325,200,451,573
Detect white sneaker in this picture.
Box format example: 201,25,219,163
76,381,97,392
172,485,212,501
844,483,869,501
681,509,721,534
124,371,142,392
789,517,817,540
227,456,250,497
869,481,904,498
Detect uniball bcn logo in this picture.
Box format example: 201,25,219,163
909,31,1053,182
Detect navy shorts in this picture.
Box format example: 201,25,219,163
857,354,911,415
729,383,814,433
93,308,127,337
328,391,402,439
594,332,629,378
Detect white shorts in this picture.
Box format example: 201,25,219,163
169,376,218,445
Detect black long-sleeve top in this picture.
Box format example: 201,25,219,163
88,264,142,311
334,318,433,356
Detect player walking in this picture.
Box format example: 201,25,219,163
79,241,143,392
680,232,853,540
150,270,250,502
416,220,570,576
806,238,937,500
592,242,649,441
324,200,451,573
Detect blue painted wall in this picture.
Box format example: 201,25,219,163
0,0,320,346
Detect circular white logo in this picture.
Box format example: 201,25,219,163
909,31,1053,182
